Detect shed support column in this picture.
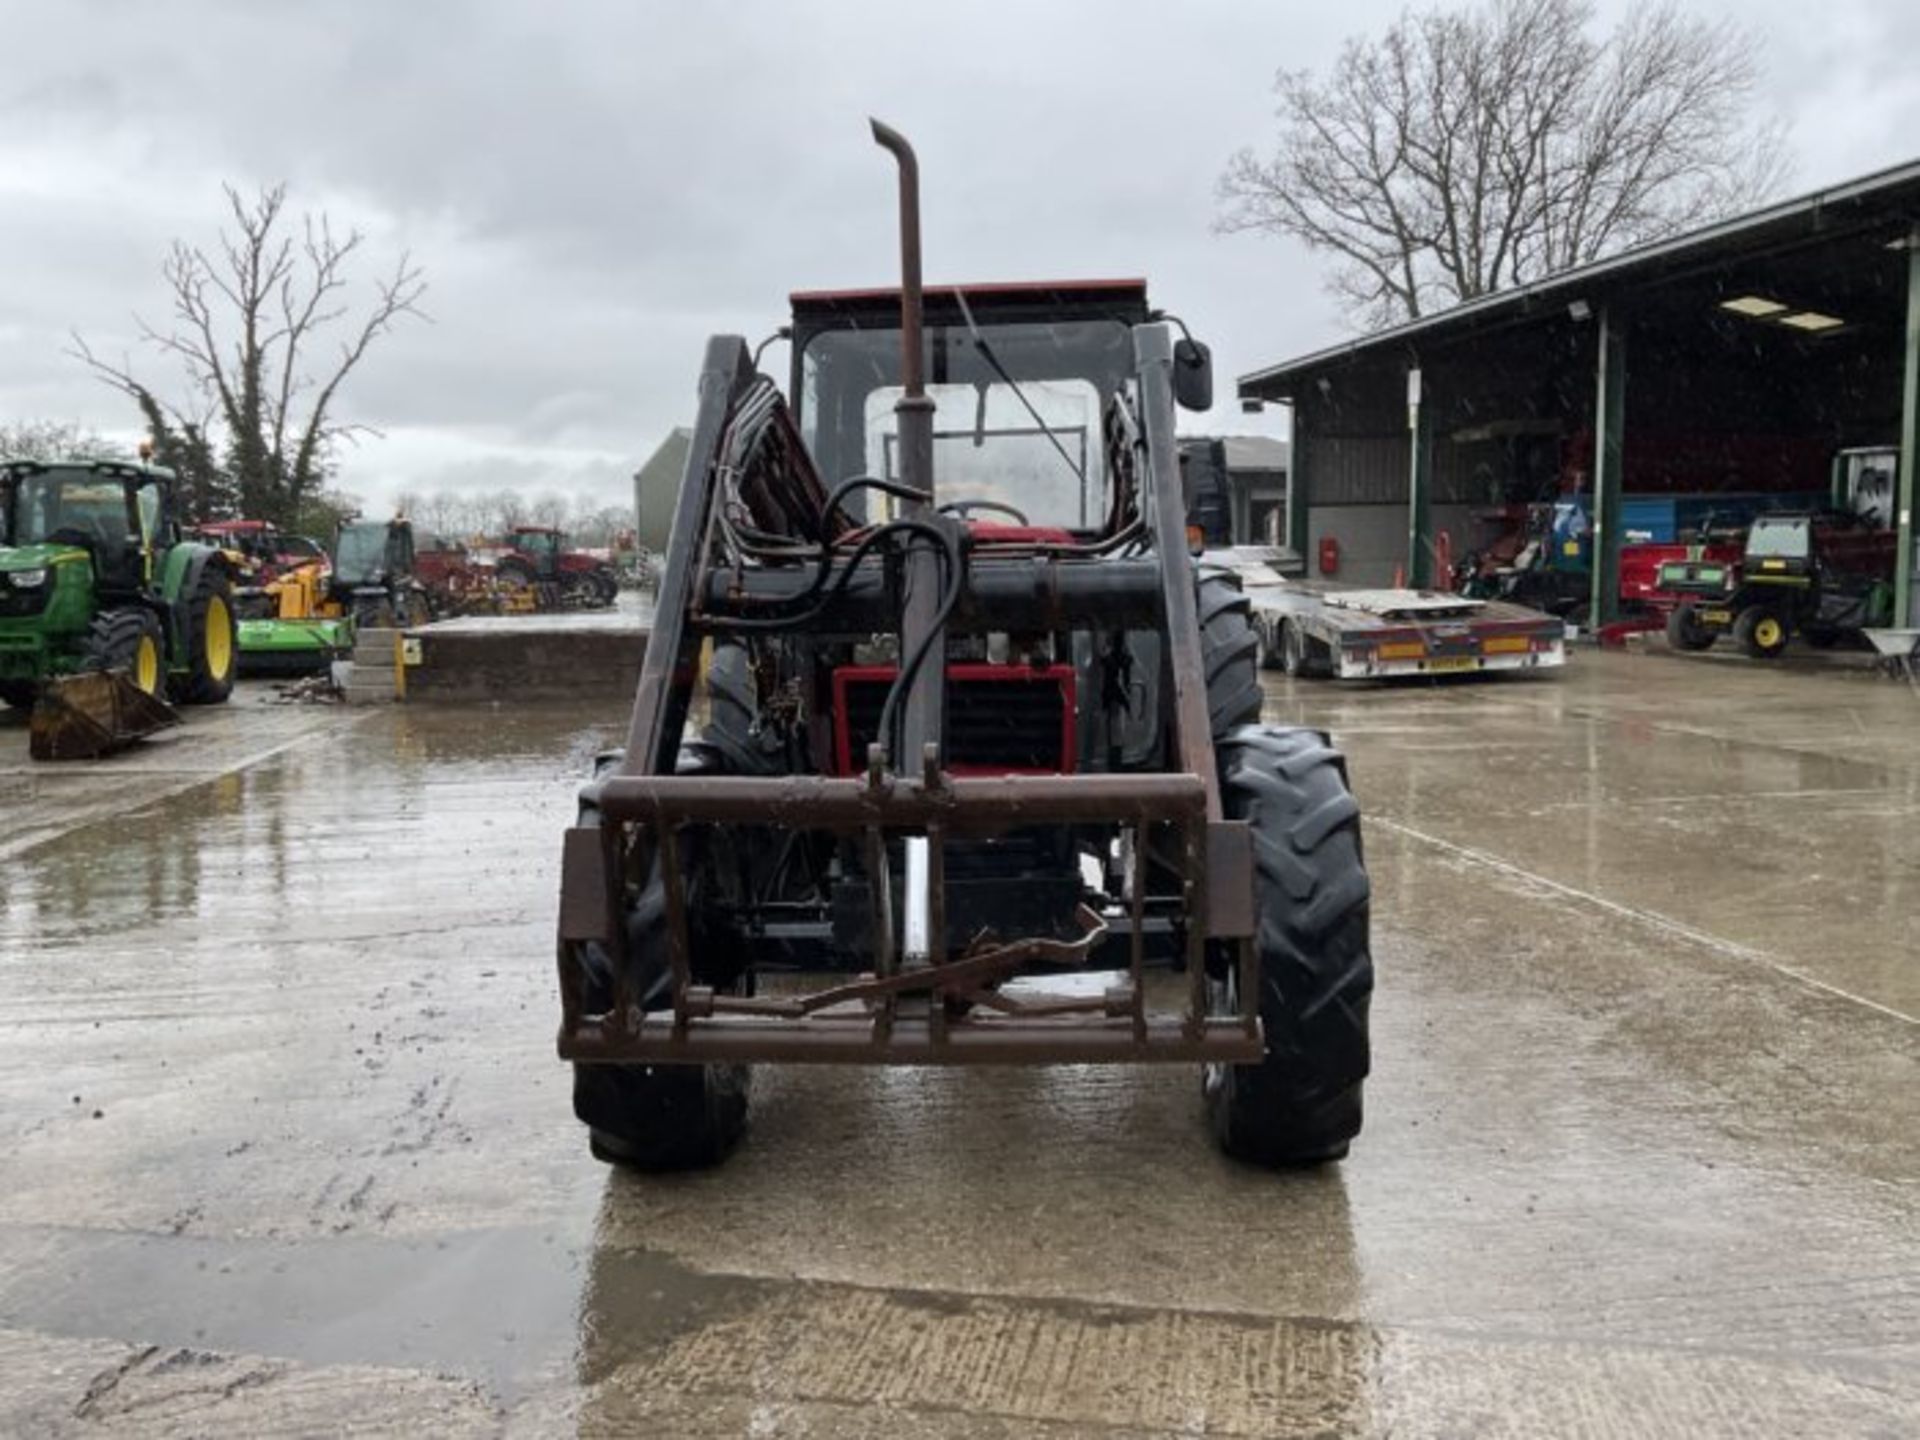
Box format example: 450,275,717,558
1898,226,1920,627
1287,403,1310,564
1590,309,1626,627
1408,367,1432,588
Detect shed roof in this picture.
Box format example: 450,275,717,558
1238,158,1920,399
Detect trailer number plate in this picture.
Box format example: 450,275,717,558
1426,657,1477,673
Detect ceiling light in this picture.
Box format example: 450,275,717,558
1719,295,1787,317
1776,311,1845,332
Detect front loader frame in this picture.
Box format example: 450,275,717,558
555,127,1258,1067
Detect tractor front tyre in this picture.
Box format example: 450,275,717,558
80,608,167,697
568,747,750,1170
1206,725,1373,1166
704,642,785,776
1734,605,1790,660
171,568,239,705
1665,603,1717,653
1198,572,1264,735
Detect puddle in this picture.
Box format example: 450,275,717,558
0,1223,754,1398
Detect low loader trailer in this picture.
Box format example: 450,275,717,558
1210,548,1566,680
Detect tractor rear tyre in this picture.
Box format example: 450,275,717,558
1665,603,1717,653
1734,605,1790,660
80,608,167,696
0,680,34,710
170,567,238,705
1206,725,1372,1166
1198,572,1263,734
569,745,750,1170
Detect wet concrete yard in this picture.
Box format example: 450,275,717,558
1,651,1916,1435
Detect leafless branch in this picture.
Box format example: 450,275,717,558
67,181,427,525
1218,0,1789,330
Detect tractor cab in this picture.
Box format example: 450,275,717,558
329,517,426,629
1,461,172,594
332,518,415,591
789,281,1208,532
507,526,563,578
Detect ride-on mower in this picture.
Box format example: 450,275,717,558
0,459,237,750
1662,510,1897,658
553,124,1372,1170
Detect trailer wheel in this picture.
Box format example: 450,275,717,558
569,746,750,1171
1205,725,1372,1166
1734,605,1789,659
1665,604,1717,653
1257,618,1284,672
1198,573,1263,733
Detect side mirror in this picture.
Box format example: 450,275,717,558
1173,338,1213,413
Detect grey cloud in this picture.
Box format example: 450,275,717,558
4,1,1915,511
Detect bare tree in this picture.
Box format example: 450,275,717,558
0,419,128,463
486,488,529,534
71,183,426,524
1218,0,1787,329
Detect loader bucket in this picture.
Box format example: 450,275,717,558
29,670,181,761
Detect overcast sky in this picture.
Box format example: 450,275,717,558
6,0,1919,513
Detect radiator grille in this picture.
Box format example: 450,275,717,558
0,585,50,619
834,665,1074,775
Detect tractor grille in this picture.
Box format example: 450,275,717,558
833,664,1075,775
0,585,50,619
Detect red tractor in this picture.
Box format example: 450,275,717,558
498,526,618,608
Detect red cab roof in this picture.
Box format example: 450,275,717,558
789,278,1147,308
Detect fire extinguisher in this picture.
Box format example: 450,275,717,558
1318,535,1340,576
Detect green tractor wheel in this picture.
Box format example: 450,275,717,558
170,568,239,705
81,608,168,696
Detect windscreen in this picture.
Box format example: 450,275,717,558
801,317,1132,528
1746,518,1809,560
333,524,389,584
6,469,131,548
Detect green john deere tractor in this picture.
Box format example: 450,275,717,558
0,459,239,711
